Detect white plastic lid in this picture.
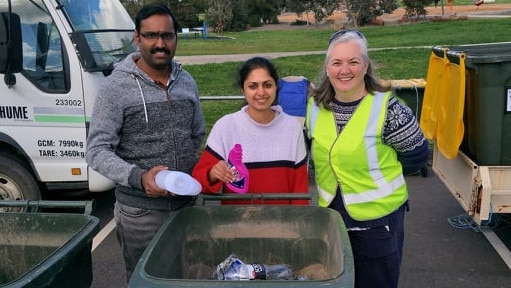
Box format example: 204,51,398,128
154,170,202,196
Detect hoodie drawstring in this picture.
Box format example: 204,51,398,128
132,73,149,124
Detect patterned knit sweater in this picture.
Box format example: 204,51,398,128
192,105,309,205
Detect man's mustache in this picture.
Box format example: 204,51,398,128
151,48,170,54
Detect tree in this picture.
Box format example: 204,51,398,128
206,0,234,33
285,0,338,26
310,0,338,25
119,0,210,30
226,1,248,31
402,0,436,20
342,0,399,27
175,1,203,29
119,0,144,20
244,0,283,27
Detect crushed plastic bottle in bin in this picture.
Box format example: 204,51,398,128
213,253,294,280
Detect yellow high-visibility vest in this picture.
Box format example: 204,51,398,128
306,91,408,220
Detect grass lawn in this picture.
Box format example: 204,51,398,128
177,19,509,56
179,17,511,135
183,19,510,95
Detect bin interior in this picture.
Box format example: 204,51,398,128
0,212,98,287
141,206,349,282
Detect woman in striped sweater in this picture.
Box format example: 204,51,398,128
192,57,309,205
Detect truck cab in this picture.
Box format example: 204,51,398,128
0,0,136,202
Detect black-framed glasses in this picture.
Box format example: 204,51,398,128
139,31,177,41
329,30,365,43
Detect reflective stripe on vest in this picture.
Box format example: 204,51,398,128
317,185,335,206
306,97,338,207
308,102,319,139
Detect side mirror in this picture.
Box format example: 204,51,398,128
0,12,23,74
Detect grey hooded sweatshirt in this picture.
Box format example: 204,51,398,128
86,52,205,211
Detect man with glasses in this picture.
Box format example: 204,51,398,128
86,3,205,283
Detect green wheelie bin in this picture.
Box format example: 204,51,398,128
129,195,354,287
428,42,511,165
0,200,100,288
450,42,511,166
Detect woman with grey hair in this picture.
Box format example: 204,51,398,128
306,30,429,288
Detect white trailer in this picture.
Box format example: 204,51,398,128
433,146,511,225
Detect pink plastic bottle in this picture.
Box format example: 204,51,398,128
226,144,249,194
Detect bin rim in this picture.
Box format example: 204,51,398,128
433,41,511,50
0,200,94,214
0,213,100,287
433,42,511,64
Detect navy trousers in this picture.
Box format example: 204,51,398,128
348,204,406,288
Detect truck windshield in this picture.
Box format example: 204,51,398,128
58,0,136,72
59,0,134,31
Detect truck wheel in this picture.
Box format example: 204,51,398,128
0,155,41,211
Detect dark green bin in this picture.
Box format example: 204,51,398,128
389,79,429,177
129,205,354,287
0,205,99,288
435,42,511,165
389,79,426,121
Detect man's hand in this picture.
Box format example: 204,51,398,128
142,165,176,198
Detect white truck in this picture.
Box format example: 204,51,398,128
0,0,137,201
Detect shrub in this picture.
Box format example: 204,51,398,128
403,0,436,19
344,0,399,26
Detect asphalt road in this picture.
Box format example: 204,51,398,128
85,166,511,288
